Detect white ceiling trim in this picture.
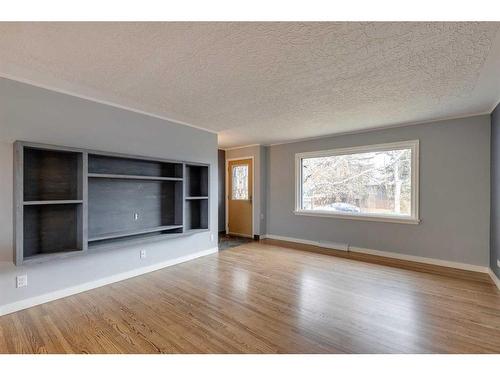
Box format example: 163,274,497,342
267,112,491,147
221,143,262,151
220,110,493,149
0,72,218,135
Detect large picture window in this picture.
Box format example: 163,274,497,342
295,140,419,224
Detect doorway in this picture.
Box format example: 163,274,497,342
226,157,253,238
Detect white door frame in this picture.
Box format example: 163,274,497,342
225,156,255,238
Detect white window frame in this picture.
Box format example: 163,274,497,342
294,140,420,224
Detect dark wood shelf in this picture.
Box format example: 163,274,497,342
88,225,184,242
88,173,183,181
88,228,209,252
23,200,83,205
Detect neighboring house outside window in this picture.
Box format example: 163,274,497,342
295,140,419,224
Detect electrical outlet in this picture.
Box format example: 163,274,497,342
497,259,500,268
210,233,214,242
260,213,264,220
16,274,28,288
140,250,146,259
134,213,139,221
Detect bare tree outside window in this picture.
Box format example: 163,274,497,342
301,148,412,216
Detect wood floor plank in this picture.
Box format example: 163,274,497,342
1,241,499,353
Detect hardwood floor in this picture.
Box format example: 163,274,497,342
1,241,499,353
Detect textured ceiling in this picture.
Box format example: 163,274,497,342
0,22,499,148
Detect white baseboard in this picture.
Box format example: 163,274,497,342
263,234,490,274
264,234,348,251
488,269,500,290
0,247,218,317
350,246,489,273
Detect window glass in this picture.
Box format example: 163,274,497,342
232,165,249,200
299,145,415,219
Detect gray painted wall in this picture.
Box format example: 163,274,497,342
218,149,226,232
225,145,267,236
491,103,500,277
0,78,218,308
267,115,491,266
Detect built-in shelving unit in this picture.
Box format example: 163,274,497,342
14,141,210,265
184,164,209,232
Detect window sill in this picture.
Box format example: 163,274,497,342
293,210,420,225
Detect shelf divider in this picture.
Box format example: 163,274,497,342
88,173,183,181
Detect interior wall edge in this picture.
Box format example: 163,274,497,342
488,268,500,290
490,101,500,278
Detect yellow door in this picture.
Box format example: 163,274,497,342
227,158,253,238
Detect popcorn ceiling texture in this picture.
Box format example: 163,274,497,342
0,22,499,147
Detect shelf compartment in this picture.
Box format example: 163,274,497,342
23,204,83,259
88,173,182,181
88,178,183,240
24,147,82,201
89,225,183,242
185,164,208,197
24,200,83,205
185,199,208,230
89,154,183,178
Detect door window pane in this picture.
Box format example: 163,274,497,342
232,165,249,200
